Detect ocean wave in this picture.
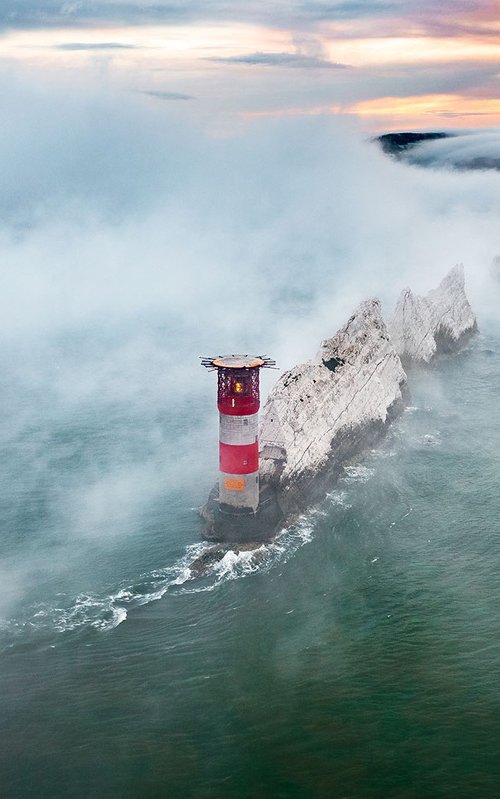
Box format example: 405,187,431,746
342,464,375,482
411,430,442,449
325,489,353,509
178,519,314,594
0,523,314,645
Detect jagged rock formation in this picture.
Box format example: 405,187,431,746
258,299,407,518
388,265,477,365
199,267,477,549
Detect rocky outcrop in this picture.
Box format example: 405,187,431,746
389,264,477,364
258,299,407,518
199,267,477,549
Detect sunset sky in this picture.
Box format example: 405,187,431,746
1,0,499,132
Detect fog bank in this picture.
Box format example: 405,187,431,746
1,73,499,619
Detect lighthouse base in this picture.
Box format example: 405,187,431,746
200,484,284,544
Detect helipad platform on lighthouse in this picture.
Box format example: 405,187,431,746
212,355,264,369
201,355,275,370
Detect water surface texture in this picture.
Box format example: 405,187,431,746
1,327,499,799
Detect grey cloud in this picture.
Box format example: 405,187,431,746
353,62,500,104
0,0,469,31
294,0,401,22
438,112,494,118
206,51,348,69
54,42,138,50
1,0,186,30
140,90,195,100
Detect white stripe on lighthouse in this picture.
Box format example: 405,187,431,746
219,413,258,446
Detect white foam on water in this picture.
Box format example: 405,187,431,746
406,429,442,450
421,431,442,447
215,549,260,578
372,447,397,459
0,543,205,645
177,520,314,594
0,526,315,645
342,465,375,483
326,489,353,509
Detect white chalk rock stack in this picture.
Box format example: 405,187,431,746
259,299,407,511
389,264,477,364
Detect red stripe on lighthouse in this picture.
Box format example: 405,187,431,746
219,441,258,475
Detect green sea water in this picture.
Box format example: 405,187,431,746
1,326,499,799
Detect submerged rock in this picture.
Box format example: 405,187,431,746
389,264,477,364
258,298,407,517
189,542,265,576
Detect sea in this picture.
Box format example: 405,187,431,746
1,314,499,798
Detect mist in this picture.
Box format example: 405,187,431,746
2,70,500,622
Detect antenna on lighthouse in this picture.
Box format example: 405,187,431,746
201,354,275,513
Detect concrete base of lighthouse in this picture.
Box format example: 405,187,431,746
200,483,284,544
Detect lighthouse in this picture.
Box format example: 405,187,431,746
201,355,275,514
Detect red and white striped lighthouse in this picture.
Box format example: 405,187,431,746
202,355,275,512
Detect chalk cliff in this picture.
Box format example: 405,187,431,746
200,267,477,546
258,299,407,517
389,264,477,364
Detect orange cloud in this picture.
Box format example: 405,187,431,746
350,94,500,130
323,33,500,67
242,94,500,133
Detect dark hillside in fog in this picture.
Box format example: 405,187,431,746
376,130,500,172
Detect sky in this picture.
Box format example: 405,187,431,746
1,0,500,131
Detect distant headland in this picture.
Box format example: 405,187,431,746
375,131,500,172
